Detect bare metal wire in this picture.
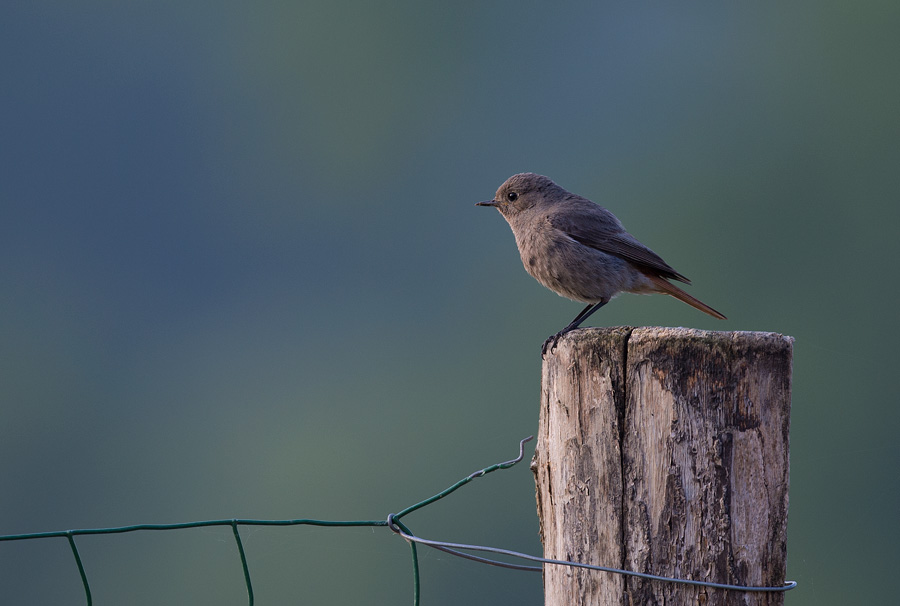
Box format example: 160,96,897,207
386,515,797,592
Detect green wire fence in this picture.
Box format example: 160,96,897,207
0,437,795,605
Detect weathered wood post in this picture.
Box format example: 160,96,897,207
532,327,792,606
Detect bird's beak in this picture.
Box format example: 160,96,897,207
476,200,499,207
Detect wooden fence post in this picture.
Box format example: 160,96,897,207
531,327,792,606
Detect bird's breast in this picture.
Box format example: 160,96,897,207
509,214,650,303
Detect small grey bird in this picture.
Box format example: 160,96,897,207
477,173,725,356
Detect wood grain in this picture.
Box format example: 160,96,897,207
532,327,792,606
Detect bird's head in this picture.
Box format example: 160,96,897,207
476,173,560,218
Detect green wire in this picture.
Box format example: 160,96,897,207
1,438,533,606
66,532,92,606
231,521,254,606
390,518,421,606
393,437,533,521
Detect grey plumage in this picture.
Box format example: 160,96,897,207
477,173,725,355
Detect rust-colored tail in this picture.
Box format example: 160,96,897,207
647,275,727,320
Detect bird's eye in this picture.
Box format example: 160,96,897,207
507,192,518,202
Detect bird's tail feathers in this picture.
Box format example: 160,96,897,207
647,275,727,320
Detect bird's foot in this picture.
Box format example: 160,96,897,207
541,329,571,358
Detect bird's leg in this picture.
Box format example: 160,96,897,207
541,300,609,358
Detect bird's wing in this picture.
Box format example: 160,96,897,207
549,205,691,284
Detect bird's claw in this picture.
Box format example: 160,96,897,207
541,331,567,358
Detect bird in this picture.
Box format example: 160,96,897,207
477,173,725,356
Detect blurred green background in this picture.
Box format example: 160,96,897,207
1,2,897,604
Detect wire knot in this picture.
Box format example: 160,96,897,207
386,514,401,534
